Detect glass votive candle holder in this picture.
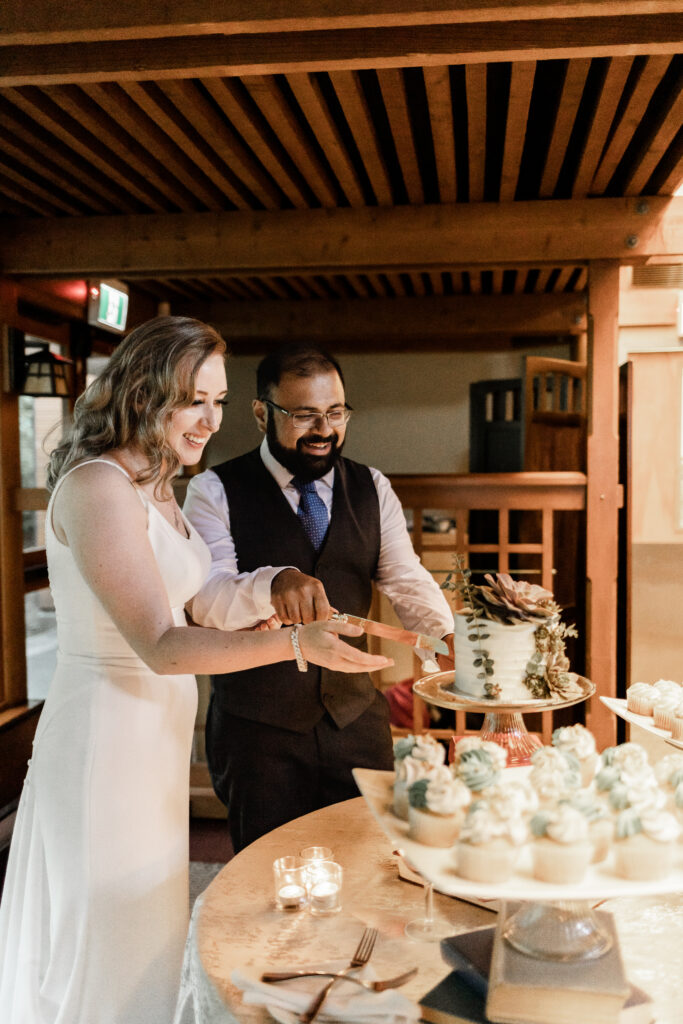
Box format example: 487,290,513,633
273,856,308,912
308,860,343,916
300,846,333,864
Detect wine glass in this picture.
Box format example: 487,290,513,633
404,872,453,942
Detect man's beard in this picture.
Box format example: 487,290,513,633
266,417,344,481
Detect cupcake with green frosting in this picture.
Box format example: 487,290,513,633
392,734,446,820
613,807,681,880
453,745,505,795
560,791,613,863
456,800,528,883
530,805,592,883
407,766,472,847
551,724,598,786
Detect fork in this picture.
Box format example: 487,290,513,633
298,926,378,1023
261,966,417,991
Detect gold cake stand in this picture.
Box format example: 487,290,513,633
413,671,595,767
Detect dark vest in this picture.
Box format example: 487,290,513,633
210,449,381,732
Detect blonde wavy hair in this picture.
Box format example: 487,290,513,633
47,316,227,495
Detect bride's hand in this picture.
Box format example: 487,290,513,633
298,620,393,673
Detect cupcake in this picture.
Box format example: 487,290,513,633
654,753,683,809
530,805,592,884
407,767,472,847
452,737,508,772
599,742,649,773
653,679,681,696
453,747,504,796
529,746,581,806
561,791,613,863
613,807,681,880
392,734,446,820
671,704,683,742
551,724,599,786
673,784,683,833
481,779,539,822
456,801,528,883
653,693,681,731
599,763,663,816
626,682,657,716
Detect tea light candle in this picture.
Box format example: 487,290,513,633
308,860,343,915
273,856,308,911
278,883,306,909
310,880,340,912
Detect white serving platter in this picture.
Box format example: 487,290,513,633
353,767,683,903
600,696,683,750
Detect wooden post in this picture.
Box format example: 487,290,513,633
0,283,28,710
584,261,620,749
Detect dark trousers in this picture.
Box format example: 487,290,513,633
206,690,394,853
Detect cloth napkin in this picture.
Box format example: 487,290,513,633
231,959,421,1023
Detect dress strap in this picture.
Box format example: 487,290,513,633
49,458,148,538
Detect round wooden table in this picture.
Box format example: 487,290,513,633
188,796,491,1022
181,796,683,1024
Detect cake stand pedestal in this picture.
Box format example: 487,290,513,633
502,899,613,960
413,671,595,766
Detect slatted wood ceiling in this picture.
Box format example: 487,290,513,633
0,5,681,308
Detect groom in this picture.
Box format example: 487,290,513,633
184,345,453,851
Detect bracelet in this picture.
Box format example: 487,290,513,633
289,625,308,673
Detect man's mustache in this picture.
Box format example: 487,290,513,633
296,434,336,447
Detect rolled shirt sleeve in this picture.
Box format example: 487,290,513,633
183,469,287,630
370,467,454,642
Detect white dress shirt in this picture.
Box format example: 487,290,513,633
184,438,453,644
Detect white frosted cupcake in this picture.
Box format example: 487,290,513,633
456,801,528,883
407,767,472,847
671,705,683,742
561,791,613,863
653,693,681,731
551,724,599,786
392,734,446,820
653,679,681,696
653,754,683,810
613,807,681,880
530,805,592,883
529,746,581,806
673,784,683,834
599,742,650,773
481,779,538,822
626,682,657,716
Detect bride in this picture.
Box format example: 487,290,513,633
0,316,392,1024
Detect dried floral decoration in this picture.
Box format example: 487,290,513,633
442,556,579,700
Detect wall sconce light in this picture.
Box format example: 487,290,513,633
10,330,74,398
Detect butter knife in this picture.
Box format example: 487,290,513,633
331,612,449,655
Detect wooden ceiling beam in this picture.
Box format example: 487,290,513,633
1,15,681,86
4,2,683,45
176,293,587,345
2,197,680,276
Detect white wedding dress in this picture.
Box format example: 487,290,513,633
0,459,211,1024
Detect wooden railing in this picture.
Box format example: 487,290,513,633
387,471,588,742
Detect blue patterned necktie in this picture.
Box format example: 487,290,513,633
291,477,329,551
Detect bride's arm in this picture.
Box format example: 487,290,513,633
53,462,392,677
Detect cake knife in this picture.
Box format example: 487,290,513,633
331,611,449,655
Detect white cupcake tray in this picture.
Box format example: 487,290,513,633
600,696,683,751
352,767,683,902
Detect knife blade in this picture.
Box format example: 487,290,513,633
331,612,449,655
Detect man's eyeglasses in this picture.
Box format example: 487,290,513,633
262,399,353,430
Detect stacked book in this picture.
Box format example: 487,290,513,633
419,918,653,1024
